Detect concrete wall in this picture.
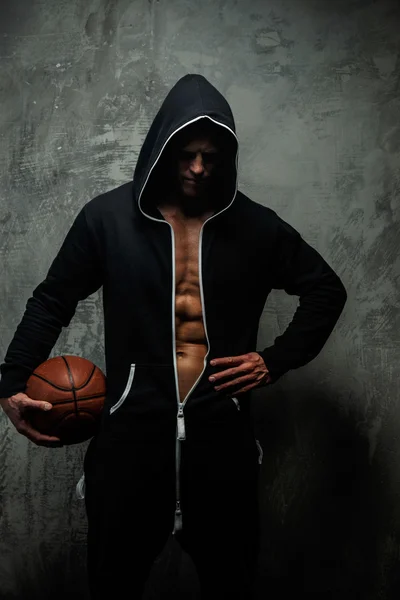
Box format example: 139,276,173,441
0,0,399,598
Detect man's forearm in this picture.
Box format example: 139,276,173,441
259,270,347,382
0,283,75,398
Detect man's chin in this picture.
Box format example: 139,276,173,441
183,190,202,199
181,178,209,195
181,185,204,199
177,191,212,216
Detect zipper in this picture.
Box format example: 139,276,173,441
172,438,183,533
171,218,209,532
177,404,186,440
171,213,213,531
137,115,239,535
170,225,184,533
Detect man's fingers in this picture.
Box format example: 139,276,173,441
17,422,62,447
214,373,254,391
209,353,270,393
210,355,244,367
209,363,252,383
21,399,53,412
2,394,62,447
7,394,53,414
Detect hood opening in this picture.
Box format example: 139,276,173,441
133,75,239,221
140,116,238,220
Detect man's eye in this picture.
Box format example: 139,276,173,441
180,151,196,161
203,153,220,164
179,151,220,163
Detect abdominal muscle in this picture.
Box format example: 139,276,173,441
159,209,211,402
175,291,208,402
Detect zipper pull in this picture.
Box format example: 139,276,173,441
173,500,183,533
177,405,186,440
232,397,241,411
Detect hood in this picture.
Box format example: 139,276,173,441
133,74,239,219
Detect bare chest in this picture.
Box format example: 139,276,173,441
159,209,212,288
167,219,203,288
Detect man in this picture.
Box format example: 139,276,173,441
0,74,347,599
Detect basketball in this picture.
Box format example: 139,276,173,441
25,355,106,445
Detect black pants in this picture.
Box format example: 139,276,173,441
84,417,260,599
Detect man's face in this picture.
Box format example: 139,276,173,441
177,136,220,198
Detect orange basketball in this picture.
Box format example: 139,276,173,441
25,355,106,445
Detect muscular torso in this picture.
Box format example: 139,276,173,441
158,206,213,402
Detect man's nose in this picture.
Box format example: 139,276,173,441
190,153,205,175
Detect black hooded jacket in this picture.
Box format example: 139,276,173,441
0,74,347,437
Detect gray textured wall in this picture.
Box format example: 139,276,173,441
1,0,399,598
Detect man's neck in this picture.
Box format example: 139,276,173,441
157,192,215,221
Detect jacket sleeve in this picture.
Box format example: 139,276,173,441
0,204,103,398
258,214,347,383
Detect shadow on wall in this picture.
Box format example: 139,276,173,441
0,543,90,600
0,535,199,600
253,382,400,600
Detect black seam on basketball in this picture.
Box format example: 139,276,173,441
63,356,78,417
31,373,72,391
74,364,96,391
48,393,105,407
32,363,99,392
48,411,101,434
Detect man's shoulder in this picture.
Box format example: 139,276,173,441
228,192,303,246
233,191,280,225
83,181,134,218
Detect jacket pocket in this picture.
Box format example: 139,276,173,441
75,473,85,500
109,364,136,415
231,396,241,411
255,438,263,465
